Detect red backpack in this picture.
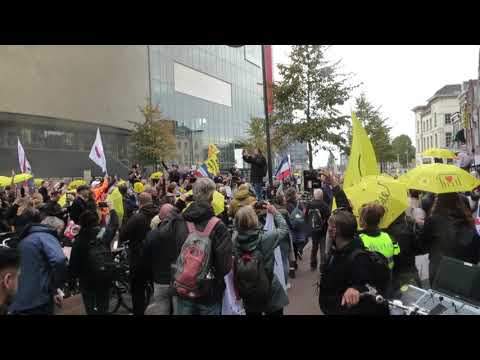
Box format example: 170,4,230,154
173,217,220,298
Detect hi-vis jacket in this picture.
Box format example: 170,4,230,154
359,231,400,269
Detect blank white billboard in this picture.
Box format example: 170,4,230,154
174,62,232,107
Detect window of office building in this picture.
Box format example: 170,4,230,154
149,45,264,168
445,113,451,124
445,132,452,147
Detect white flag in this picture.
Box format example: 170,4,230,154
89,128,107,174
17,138,32,174
264,213,287,291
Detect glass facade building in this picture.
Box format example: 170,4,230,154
149,45,265,168
0,45,267,177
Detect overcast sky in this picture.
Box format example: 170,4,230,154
272,45,480,167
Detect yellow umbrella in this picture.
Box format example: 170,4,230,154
68,179,87,190
400,163,480,194
335,175,409,229
0,176,11,187
34,178,44,187
184,190,225,216
58,193,67,208
149,171,164,180
422,148,456,159
11,173,33,184
117,180,126,186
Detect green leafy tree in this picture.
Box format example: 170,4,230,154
273,45,357,169
238,115,289,155
130,99,176,169
391,134,416,168
353,93,395,165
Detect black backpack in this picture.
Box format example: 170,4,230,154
349,248,391,294
87,228,115,285
311,209,324,232
234,234,271,308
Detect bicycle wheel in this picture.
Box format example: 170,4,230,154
117,279,133,314
107,282,122,314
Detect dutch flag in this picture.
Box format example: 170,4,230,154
195,163,211,178
275,155,291,181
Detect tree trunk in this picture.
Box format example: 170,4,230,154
308,141,314,170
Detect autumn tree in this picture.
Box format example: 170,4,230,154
391,134,416,168
130,99,176,169
353,93,395,166
238,115,290,155
273,45,357,169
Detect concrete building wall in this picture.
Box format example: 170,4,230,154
0,45,149,129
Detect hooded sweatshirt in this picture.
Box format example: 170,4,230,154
9,224,67,313
229,185,256,218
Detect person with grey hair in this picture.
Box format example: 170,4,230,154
306,188,331,271
172,177,232,315
41,216,65,238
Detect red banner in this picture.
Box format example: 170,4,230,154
264,45,274,115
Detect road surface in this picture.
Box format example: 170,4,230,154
58,242,323,315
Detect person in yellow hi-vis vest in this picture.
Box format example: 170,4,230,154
358,203,400,270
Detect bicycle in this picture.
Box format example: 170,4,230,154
0,232,19,249
107,241,153,315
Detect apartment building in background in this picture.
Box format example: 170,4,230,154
413,84,461,165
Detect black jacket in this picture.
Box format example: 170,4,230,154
386,215,424,282
174,201,232,303
139,209,182,285
243,154,267,184
168,170,180,184
68,197,88,224
305,199,331,236
122,193,138,226
319,237,389,315
119,204,158,272
69,226,109,290
38,187,50,203
420,214,480,282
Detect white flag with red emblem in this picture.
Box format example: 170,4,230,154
89,128,107,174
17,138,32,174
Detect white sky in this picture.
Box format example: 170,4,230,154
273,45,480,167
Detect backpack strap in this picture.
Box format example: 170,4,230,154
199,217,221,237
186,221,196,234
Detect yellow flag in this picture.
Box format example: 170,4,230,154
58,194,67,208
204,156,220,176
343,112,379,189
208,144,220,158
107,187,124,225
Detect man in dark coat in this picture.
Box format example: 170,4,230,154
38,181,50,203
68,185,91,224
319,210,389,315
242,148,267,200
171,178,232,315
306,188,331,270
119,192,158,315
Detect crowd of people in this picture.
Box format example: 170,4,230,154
2,147,480,316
